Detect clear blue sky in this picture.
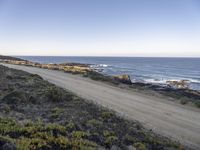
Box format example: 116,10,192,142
0,0,200,56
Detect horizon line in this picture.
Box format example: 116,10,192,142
10,55,200,58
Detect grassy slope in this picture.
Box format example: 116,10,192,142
0,65,183,150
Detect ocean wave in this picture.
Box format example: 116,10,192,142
143,78,168,84
189,79,200,84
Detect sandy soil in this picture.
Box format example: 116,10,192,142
3,63,200,149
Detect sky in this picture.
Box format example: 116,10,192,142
0,0,200,57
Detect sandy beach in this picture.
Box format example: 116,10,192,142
2,63,200,149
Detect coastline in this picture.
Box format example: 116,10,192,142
1,57,200,108
16,56,200,91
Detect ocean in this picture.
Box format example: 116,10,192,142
17,56,200,90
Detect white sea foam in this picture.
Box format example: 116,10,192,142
91,64,109,68
142,78,200,85
99,64,109,67
143,78,168,84
189,79,200,83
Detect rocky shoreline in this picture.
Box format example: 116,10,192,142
0,56,195,88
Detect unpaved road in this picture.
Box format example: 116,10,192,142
3,64,200,149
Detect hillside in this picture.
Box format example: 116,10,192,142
0,65,182,150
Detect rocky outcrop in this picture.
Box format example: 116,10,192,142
113,74,132,84
166,80,190,89
63,66,91,73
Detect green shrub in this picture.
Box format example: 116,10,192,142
51,107,64,118
1,104,11,113
15,137,47,150
86,119,103,127
46,86,63,102
72,131,89,139
0,117,21,136
101,111,114,119
15,136,72,150
45,124,66,135
71,139,97,150
124,134,138,143
102,130,118,145
133,142,147,150
104,136,118,146
0,118,71,149
103,130,115,137
66,122,76,131
2,90,27,104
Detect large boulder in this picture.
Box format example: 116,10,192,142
113,74,132,84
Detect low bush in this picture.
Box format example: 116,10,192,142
2,90,27,104
0,118,98,150
46,86,64,102
133,142,147,150
72,131,89,139
86,119,103,127
0,104,11,113
101,111,114,120
65,122,76,132
104,135,118,146
51,107,64,119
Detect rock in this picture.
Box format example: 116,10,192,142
166,80,190,89
1,143,17,150
113,74,132,84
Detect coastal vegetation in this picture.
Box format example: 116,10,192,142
0,65,183,149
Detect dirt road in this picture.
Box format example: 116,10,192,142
3,64,200,149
